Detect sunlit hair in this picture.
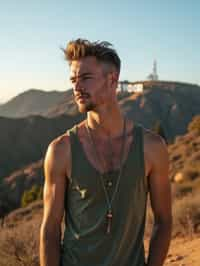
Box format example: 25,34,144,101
62,38,121,74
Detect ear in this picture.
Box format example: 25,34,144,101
108,71,119,89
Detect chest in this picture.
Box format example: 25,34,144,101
79,134,133,174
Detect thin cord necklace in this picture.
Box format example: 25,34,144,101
86,119,127,234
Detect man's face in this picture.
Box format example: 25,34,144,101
69,56,114,113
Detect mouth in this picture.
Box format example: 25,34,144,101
76,95,89,103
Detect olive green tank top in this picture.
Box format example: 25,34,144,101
61,123,148,266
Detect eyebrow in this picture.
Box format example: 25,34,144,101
69,72,93,81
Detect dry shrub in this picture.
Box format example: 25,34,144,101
0,207,41,266
173,177,200,198
183,166,200,181
188,115,200,133
182,155,200,182
0,222,39,266
172,191,200,237
173,182,194,198
145,187,200,239
3,201,43,229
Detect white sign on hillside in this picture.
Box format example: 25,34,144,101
127,83,143,93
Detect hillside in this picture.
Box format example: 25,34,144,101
0,114,83,178
0,89,71,118
169,130,200,182
1,115,200,219
1,81,200,141
119,81,200,141
0,80,200,219
46,81,200,141
168,128,200,206
0,81,200,215
0,160,44,215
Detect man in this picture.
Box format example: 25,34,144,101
40,39,172,266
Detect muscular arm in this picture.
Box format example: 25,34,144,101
146,135,172,266
40,135,71,266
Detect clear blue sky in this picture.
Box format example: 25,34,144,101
1,0,200,103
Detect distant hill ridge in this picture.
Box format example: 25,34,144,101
129,80,199,87
1,81,200,119
0,89,71,118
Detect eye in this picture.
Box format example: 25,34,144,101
82,76,91,80
70,78,76,84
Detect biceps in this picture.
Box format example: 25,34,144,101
149,164,172,223
42,174,66,228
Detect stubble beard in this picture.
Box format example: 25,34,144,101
78,101,96,113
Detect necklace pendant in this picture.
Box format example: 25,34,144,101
106,210,113,234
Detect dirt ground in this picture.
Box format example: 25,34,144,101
145,235,200,266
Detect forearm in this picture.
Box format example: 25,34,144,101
146,221,172,266
40,225,61,266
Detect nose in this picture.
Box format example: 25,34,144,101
73,79,84,93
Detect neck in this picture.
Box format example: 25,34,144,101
87,102,124,138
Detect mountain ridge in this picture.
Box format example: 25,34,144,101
0,89,70,118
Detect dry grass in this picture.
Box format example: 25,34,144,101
172,191,200,237
169,130,200,182
0,223,40,266
0,201,42,266
145,189,200,240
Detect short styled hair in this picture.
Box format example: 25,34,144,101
63,38,121,74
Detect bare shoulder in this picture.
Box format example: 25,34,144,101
44,131,72,179
143,127,168,156
41,132,72,229
142,128,172,224
48,132,70,154
142,127,169,176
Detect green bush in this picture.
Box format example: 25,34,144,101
188,115,200,133
21,185,43,208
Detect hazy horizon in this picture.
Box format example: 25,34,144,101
1,78,200,105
